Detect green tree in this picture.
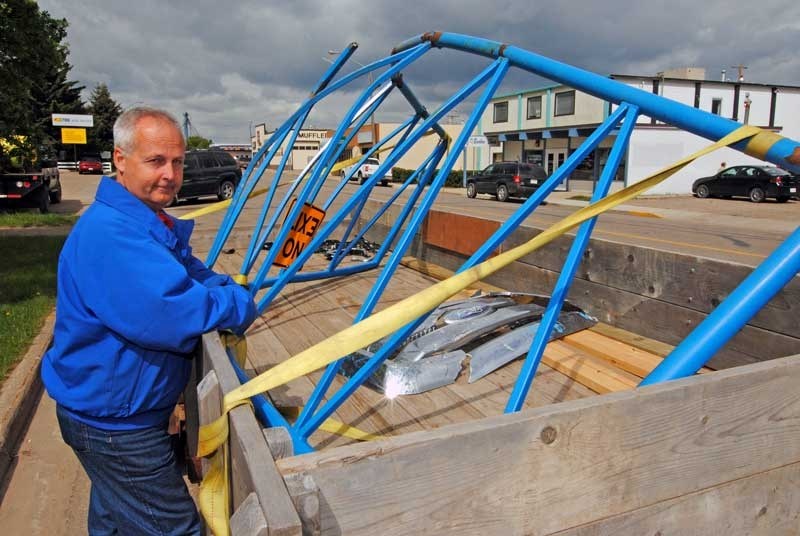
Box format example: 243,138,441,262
187,135,212,150
0,0,81,169
87,83,122,153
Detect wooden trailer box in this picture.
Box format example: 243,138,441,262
188,206,800,535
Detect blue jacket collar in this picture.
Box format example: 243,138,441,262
95,177,194,248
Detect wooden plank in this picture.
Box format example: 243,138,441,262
564,330,713,378
276,354,800,536
230,492,268,536
202,333,302,535
497,222,800,339
285,473,322,536
474,256,800,370
542,341,639,394
552,462,800,536
590,322,675,357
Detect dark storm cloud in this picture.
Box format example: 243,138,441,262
38,0,799,142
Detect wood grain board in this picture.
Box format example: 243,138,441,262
211,251,692,449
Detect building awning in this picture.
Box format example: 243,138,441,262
542,130,552,139
519,132,528,140
498,134,507,142
568,128,579,137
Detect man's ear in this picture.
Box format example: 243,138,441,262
113,147,125,177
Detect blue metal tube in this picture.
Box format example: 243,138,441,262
294,143,447,430
321,118,417,212
244,86,395,274
505,104,640,412
394,76,447,139
207,44,429,267
256,259,382,288
330,149,440,267
253,57,507,313
393,32,800,173
248,46,431,300
641,225,800,385
297,60,510,440
226,349,314,454
241,110,315,275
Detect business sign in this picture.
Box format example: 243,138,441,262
52,113,94,127
61,128,87,144
273,200,326,268
467,135,489,146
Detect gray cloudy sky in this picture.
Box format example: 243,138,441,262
37,0,800,143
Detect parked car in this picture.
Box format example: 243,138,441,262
466,161,548,201
692,165,798,203
78,156,103,174
175,150,242,204
345,157,391,186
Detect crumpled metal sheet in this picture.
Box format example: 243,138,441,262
340,292,597,396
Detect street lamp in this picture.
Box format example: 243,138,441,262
324,50,376,151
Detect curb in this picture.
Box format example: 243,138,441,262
0,310,55,487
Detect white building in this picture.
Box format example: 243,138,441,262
478,70,800,194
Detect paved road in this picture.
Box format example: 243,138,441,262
170,175,798,267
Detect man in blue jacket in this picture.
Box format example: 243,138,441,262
42,106,256,535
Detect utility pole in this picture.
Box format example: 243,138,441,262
730,64,748,82
183,112,191,142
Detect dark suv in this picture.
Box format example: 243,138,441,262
466,161,548,201
177,150,242,204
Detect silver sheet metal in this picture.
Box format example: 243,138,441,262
340,292,597,396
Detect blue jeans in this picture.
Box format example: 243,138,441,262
56,405,201,536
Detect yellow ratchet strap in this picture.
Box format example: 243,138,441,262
197,125,759,535
178,186,271,220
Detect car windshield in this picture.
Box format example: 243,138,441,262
82,156,100,162
365,159,380,165
763,167,789,176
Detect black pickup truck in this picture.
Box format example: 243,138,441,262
0,161,62,213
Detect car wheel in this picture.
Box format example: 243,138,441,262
749,187,765,203
38,185,50,214
496,184,509,202
466,182,477,198
776,196,790,203
357,171,364,185
49,188,62,204
218,180,235,201
696,184,710,198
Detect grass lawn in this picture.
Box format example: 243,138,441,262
0,234,66,381
0,212,78,228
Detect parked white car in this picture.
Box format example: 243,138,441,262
345,157,392,186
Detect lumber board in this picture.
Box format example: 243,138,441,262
552,461,800,536
201,334,302,535
276,354,800,536
589,322,675,357
563,330,712,378
542,341,639,394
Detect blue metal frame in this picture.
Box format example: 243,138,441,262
506,103,640,412
393,33,799,174
206,33,800,454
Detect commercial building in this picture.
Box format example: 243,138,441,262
478,68,800,194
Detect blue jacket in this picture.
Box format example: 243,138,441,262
42,177,256,430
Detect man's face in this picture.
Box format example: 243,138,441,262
113,116,185,211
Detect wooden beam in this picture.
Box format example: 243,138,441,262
552,461,800,535
201,334,302,535
277,355,800,536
